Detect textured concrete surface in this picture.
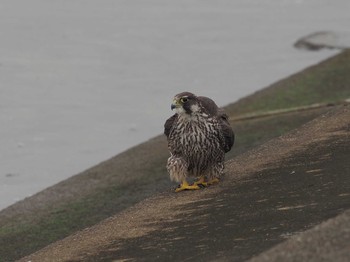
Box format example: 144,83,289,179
20,107,350,261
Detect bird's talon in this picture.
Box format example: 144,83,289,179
193,181,208,188
197,183,207,188
175,181,200,192
193,177,220,187
193,177,207,187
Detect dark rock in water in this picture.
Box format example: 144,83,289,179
294,31,349,51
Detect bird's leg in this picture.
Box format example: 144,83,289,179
193,176,208,187
194,177,220,187
175,180,200,192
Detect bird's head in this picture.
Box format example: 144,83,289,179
171,92,200,115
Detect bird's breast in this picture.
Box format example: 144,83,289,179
170,118,221,154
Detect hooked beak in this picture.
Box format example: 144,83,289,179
171,99,180,110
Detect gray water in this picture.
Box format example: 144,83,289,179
1,0,349,210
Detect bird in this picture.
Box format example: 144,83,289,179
164,92,234,192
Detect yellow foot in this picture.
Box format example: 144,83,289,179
193,177,220,187
207,177,220,185
193,176,208,187
175,181,200,192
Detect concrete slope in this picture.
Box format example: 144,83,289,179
249,209,350,262
2,50,349,261
20,106,350,261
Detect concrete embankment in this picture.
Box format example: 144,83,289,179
1,50,350,261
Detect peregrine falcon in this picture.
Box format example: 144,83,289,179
164,92,234,192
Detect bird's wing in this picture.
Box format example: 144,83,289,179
198,96,234,152
197,96,218,116
164,113,178,138
218,112,235,153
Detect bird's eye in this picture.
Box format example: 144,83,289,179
180,97,188,103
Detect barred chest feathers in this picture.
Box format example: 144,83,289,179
169,112,222,154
